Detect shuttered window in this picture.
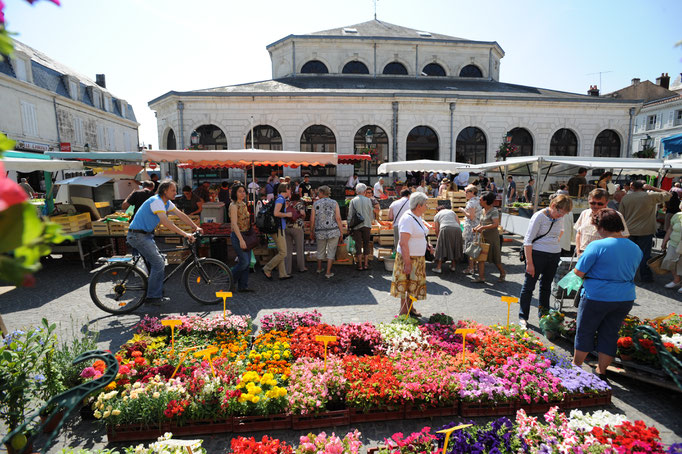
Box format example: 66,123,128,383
20,101,38,136
74,117,84,144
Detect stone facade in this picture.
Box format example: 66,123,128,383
632,95,682,158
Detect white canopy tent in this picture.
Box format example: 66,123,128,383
1,157,84,172
378,159,471,174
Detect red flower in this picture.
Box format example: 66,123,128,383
0,163,28,211
617,337,633,349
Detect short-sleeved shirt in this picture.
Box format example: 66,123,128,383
175,193,201,215
507,180,517,199
275,195,287,230
313,197,340,240
248,182,260,196
348,195,374,229
232,201,250,232
389,197,410,225
373,182,384,198
574,208,629,252
454,172,469,187
397,210,428,256
619,190,672,236
194,186,210,202
576,237,642,302
300,182,313,198
434,209,459,229
125,189,153,218
218,188,230,203
524,184,534,202
129,195,176,233
567,176,587,197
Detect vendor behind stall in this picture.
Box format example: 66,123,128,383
176,186,203,215
122,180,155,219
299,174,314,198
567,168,588,197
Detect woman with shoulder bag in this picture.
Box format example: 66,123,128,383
460,184,482,274
348,183,374,271
472,191,505,284
518,194,573,327
229,184,255,293
391,192,433,317
285,196,308,275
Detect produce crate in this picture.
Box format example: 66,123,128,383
232,413,291,433
92,220,109,236
377,248,393,260
50,212,91,233
377,235,394,246
426,198,438,209
379,208,390,221
108,221,130,236
166,248,191,265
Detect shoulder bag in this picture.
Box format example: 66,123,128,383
348,198,365,230
242,227,261,250
408,213,434,261
520,209,558,262
464,233,482,259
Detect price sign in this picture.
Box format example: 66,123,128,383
437,424,472,454
652,314,673,333
194,346,219,377
408,295,417,316
315,335,337,371
216,291,233,320
454,328,476,362
501,296,519,328
161,319,182,355
171,346,200,379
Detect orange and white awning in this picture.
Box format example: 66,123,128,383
337,154,371,164
144,149,337,169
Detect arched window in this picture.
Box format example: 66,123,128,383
300,125,336,176
406,126,438,161
300,60,329,74
509,127,533,156
456,127,487,164
549,129,578,156
422,63,446,77
342,61,369,74
353,125,389,177
191,124,227,150
166,129,176,150
459,65,483,78
383,61,408,75
245,125,283,150
594,130,621,158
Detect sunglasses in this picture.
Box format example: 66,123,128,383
589,201,606,206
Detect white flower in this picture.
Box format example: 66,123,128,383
568,409,628,431
152,392,160,399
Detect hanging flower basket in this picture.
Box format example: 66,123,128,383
496,141,518,161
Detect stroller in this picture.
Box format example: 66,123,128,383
551,256,580,312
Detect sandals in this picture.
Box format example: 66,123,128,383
472,278,486,284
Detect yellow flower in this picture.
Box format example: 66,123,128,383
106,381,117,390
251,396,260,403
236,383,244,389
93,410,102,419
278,387,287,397
238,395,247,403
152,392,160,399
267,379,277,387
102,410,111,418
252,386,262,395
273,354,281,360
283,351,290,358
112,409,121,416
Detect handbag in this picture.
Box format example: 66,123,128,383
242,227,261,250
348,199,365,230
477,240,490,262
464,235,482,259
647,253,668,275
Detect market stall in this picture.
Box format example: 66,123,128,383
377,159,471,174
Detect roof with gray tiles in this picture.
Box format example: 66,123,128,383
149,75,639,105
0,40,137,122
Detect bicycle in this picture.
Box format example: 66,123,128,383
89,232,233,314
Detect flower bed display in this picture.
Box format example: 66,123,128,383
80,311,623,441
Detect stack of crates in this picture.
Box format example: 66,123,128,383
155,215,200,235
50,212,91,233
92,220,110,236
448,191,468,222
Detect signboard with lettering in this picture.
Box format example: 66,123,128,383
15,141,50,152
60,142,71,152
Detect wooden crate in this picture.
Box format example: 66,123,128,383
50,212,92,233
377,248,394,260
92,220,109,236
379,209,390,221
167,248,190,265
426,198,438,209
108,221,129,236
378,235,394,246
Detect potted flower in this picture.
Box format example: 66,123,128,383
496,140,518,161
616,336,635,361
0,319,57,452
539,310,565,340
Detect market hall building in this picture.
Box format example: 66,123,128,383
148,20,641,185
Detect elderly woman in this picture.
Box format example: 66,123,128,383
572,209,642,382
310,185,343,279
432,206,463,273
575,189,629,256
517,194,573,327
661,200,682,293
460,184,482,274
348,183,375,271
391,192,433,316
472,191,505,284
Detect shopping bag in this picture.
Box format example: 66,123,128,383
346,236,356,255
647,253,668,275
125,204,135,216
464,234,482,259
249,250,256,269
476,241,490,262
557,271,584,294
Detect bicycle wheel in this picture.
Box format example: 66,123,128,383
90,264,148,314
183,258,233,305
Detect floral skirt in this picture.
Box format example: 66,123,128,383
390,254,427,300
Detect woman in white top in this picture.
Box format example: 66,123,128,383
432,206,463,273
390,192,433,317
575,188,629,256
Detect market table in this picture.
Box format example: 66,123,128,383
50,229,114,269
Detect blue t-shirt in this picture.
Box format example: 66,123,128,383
275,195,287,230
129,195,176,233
575,237,642,302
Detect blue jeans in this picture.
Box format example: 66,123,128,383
519,250,560,321
629,235,653,281
575,295,633,356
231,232,250,290
126,232,165,299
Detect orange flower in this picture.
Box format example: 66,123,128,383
131,351,143,357
93,360,106,372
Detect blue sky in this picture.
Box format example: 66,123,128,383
4,0,681,148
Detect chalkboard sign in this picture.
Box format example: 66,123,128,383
437,199,452,209
379,197,395,209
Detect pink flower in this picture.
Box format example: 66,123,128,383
0,163,28,211
80,366,97,378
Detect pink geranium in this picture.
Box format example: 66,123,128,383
0,163,28,211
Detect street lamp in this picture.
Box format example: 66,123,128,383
84,143,90,152
365,128,374,145
640,134,652,150
505,131,513,144
190,130,200,146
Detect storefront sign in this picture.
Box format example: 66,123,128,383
60,142,71,152
15,140,50,152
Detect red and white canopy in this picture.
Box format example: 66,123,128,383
144,149,338,169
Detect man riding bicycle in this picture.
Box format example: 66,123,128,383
126,180,202,305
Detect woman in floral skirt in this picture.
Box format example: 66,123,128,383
459,184,482,274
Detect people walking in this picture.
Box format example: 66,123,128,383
517,195,573,327
661,199,682,293
262,183,293,280
472,191,505,284
310,185,343,278
389,189,411,249
348,183,374,271
229,184,254,293
285,196,308,275
460,184,482,275
432,206,463,273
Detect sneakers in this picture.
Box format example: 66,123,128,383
432,268,442,274
519,319,528,329
664,281,681,289
325,273,334,279
145,296,170,305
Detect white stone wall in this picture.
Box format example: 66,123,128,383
269,38,499,80
632,98,682,158
0,75,58,146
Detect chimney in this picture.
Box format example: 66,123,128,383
656,72,670,90
587,85,600,96
95,74,106,88
631,78,640,86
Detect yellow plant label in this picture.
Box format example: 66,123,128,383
455,328,476,362
501,296,519,328
315,335,337,371
161,319,182,354
437,424,472,454
216,291,233,320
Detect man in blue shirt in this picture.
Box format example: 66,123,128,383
454,171,470,190
126,181,202,305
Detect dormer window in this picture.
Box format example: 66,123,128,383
103,95,111,112
343,28,358,34
69,80,79,100
12,53,31,83
90,87,102,109
417,31,432,37
119,100,127,118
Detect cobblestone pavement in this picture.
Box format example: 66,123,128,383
1,240,680,452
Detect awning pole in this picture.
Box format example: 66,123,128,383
533,159,542,213
501,164,508,211
44,170,54,215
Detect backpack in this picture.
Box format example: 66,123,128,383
255,200,279,234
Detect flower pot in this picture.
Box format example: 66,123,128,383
544,330,559,341
40,409,65,433
619,353,633,361
291,409,349,430
404,403,458,419
349,406,404,424
232,413,291,433
107,423,165,443
460,400,516,417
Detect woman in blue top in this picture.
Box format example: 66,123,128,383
262,183,293,280
572,208,643,382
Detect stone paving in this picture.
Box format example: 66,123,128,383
0,240,681,452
